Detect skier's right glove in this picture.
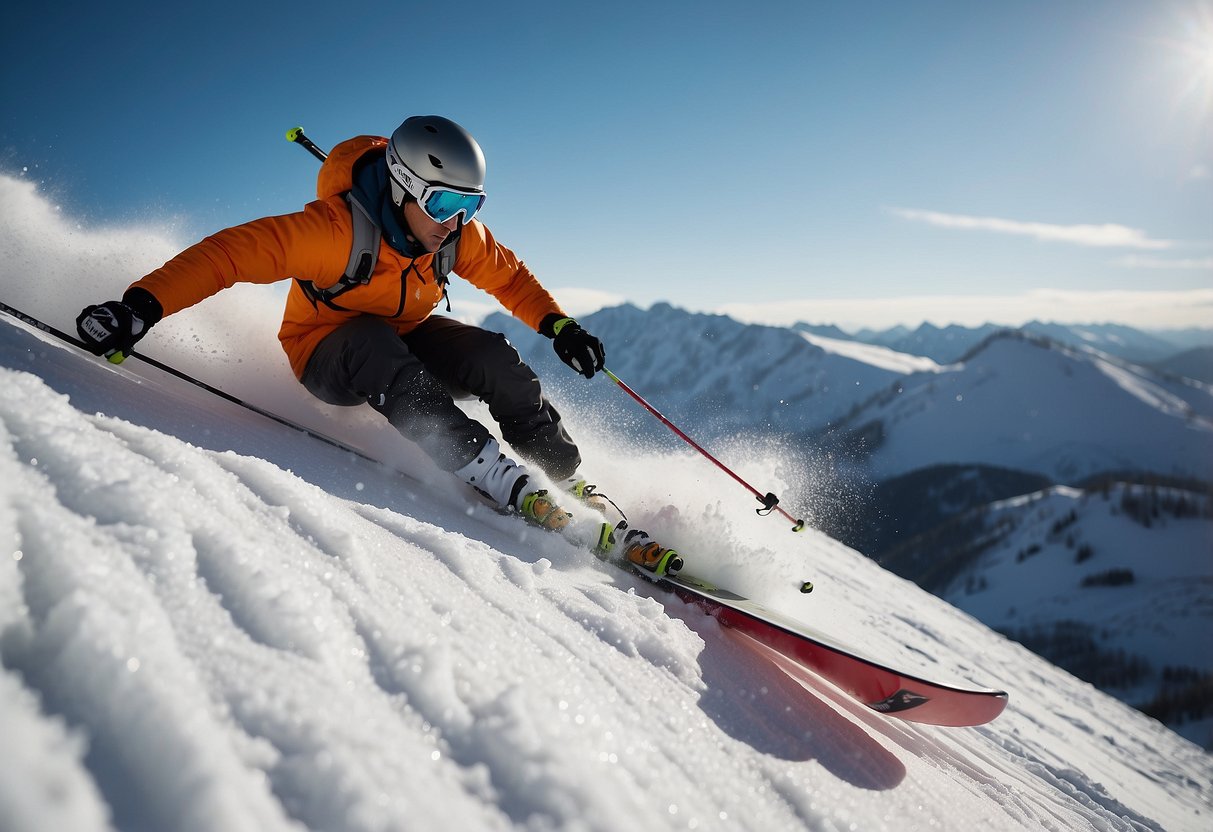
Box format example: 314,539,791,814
76,287,163,362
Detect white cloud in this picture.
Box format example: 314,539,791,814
715,288,1213,331
449,286,626,327
1190,164,1210,180
547,287,628,318
1115,255,1213,270
891,208,1175,250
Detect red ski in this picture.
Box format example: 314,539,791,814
647,570,1008,727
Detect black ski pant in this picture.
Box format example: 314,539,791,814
300,315,580,478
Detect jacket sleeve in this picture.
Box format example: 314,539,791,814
454,220,566,331
129,198,350,317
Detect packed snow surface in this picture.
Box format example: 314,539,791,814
1,173,1211,830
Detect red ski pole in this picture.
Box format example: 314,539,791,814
602,368,806,532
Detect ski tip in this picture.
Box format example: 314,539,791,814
285,126,304,142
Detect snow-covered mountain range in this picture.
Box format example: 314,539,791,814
487,303,945,441
488,307,1213,486
832,320,1213,366
819,330,1213,483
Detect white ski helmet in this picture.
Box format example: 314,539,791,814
386,115,487,223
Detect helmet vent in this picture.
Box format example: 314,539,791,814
424,125,438,133
428,154,444,169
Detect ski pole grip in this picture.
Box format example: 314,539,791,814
758,492,807,532
756,492,779,515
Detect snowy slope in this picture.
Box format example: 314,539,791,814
1,173,1212,831
1022,322,1195,365
796,331,942,376
1154,347,1213,385
824,332,1213,483
860,322,1005,364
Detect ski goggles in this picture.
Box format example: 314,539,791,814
418,186,486,224
387,149,486,224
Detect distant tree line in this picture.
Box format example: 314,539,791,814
1049,509,1079,538
999,620,1151,690
1140,667,1213,727
1078,474,1213,526
1116,484,1212,528
859,465,1051,589
1080,568,1136,588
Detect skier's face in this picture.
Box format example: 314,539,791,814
402,200,460,252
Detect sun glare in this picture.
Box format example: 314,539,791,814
1169,4,1213,115
1191,24,1213,71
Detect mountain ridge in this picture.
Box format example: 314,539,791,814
486,307,1213,486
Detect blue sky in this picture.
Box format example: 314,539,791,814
3,0,1211,330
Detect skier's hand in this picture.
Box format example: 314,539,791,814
542,315,605,379
75,288,163,361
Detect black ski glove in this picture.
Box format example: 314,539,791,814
541,314,605,379
76,287,163,361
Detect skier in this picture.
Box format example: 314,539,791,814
75,115,679,574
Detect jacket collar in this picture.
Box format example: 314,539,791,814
350,152,427,259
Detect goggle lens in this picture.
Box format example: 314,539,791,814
423,188,485,223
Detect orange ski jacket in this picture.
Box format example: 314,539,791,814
128,137,565,379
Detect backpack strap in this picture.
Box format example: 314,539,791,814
344,194,382,284
296,182,463,311
296,193,382,307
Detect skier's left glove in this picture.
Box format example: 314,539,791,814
76,287,163,362
541,314,605,379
